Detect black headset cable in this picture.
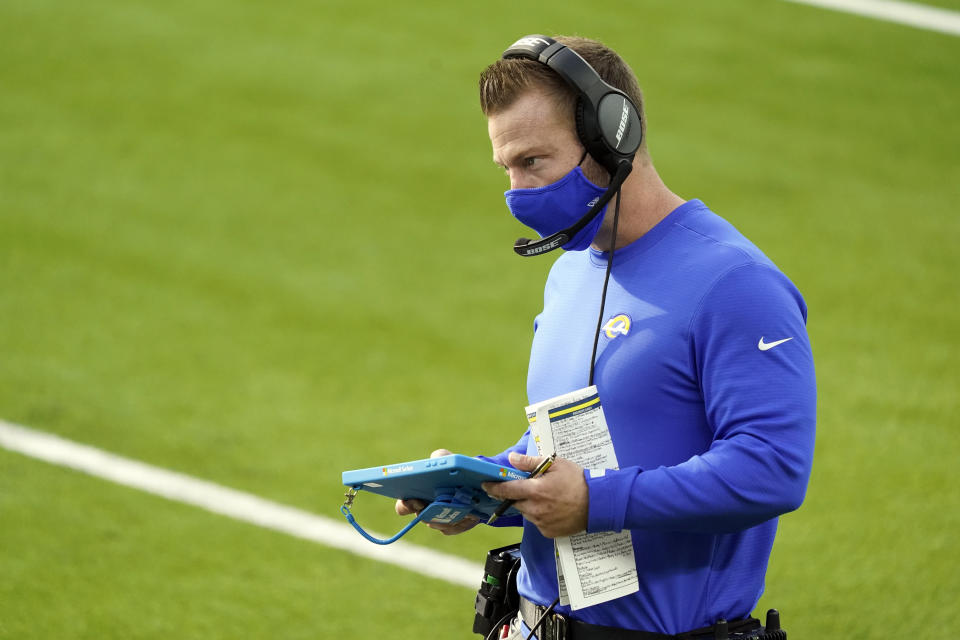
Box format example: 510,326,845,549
588,186,622,387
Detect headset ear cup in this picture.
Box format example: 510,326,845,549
576,98,611,172
598,93,642,158
621,103,643,157
575,98,589,149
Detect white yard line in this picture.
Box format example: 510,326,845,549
0,419,483,590
781,0,960,36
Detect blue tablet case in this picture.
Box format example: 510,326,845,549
342,454,528,522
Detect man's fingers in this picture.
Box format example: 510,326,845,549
483,452,552,499
483,478,532,501
507,451,545,472
395,498,427,516
430,448,453,458
426,515,480,535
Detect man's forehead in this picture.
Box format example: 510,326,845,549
489,123,552,165
488,90,574,159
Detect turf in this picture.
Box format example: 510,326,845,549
1,0,958,637
0,448,469,638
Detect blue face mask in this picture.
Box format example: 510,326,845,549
504,165,608,252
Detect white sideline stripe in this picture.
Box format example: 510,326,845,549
0,419,483,590
781,0,960,36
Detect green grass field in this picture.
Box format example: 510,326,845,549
2,0,958,637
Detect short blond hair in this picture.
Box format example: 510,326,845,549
479,35,646,150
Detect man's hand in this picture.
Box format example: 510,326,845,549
482,451,588,538
394,448,480,536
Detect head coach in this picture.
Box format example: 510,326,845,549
397,34,816,640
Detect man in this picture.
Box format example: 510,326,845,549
398,35,816,639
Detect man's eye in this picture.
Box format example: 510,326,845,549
523,157,539,168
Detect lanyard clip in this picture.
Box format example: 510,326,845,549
342,487,359,511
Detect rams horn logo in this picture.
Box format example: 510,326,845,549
603,314,632,339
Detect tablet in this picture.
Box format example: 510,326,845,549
341,454,528,519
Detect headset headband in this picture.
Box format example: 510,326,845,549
502,35,642,173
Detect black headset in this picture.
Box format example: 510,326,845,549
501,35,643,256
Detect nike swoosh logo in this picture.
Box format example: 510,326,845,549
758,337,793,351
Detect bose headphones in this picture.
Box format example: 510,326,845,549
501,35,643,175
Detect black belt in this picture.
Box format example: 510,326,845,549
519,597,763,640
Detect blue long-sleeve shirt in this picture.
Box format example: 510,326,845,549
481,199,816,635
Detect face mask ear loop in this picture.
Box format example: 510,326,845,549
588,188,622,387
577,149,589,166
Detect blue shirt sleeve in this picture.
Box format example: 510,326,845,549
587,263,816,534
